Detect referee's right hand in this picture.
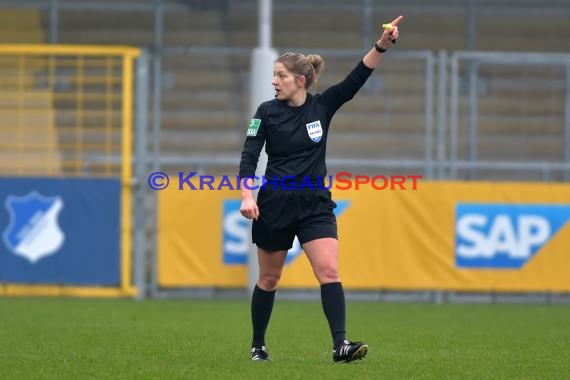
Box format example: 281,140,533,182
240,196,259,220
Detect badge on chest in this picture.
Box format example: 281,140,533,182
305,120,323,143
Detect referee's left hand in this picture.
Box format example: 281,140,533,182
378,15,403,48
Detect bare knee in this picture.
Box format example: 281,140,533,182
258,273,281,291
315,263,339,284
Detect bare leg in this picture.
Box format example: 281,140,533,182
302,238,339,284
256,247,287,291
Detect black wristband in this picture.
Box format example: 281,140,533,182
374,43,387,53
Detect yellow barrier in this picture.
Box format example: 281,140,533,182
0,44,140,297
158,180,570,292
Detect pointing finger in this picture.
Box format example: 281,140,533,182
391,15,404,26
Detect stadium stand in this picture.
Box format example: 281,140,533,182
0,9,62,175
2,0,569,176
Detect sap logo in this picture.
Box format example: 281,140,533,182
223,199,349,265
3,191,65,264
455,204,570,269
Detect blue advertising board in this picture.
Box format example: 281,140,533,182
0,177,121,285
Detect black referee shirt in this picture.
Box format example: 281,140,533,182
239,60,374,185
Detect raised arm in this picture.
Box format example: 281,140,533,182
320,15,403,113
363,15,403,69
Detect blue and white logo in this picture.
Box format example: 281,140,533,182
305,120,323,143
455,203,570,269
3,191,65,264
223,200,250,265
223,199,349,265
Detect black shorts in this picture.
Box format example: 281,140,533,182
252,189,338,251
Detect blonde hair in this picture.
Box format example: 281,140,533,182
275,52,324,89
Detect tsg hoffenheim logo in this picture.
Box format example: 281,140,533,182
3,191,65,264
223,199,349,265
455,203,570,269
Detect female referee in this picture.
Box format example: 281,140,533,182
239,16,402,363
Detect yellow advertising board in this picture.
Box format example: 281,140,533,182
158,179,570,292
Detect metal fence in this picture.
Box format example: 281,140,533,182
0,44,149,297
448,51,570,181
2,0,570,181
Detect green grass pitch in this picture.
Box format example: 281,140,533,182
0,298,569,379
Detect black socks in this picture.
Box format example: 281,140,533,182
251,284,276,348
251,282,347,349
321,282,347,349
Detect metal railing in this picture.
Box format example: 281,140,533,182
449,51,570,180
